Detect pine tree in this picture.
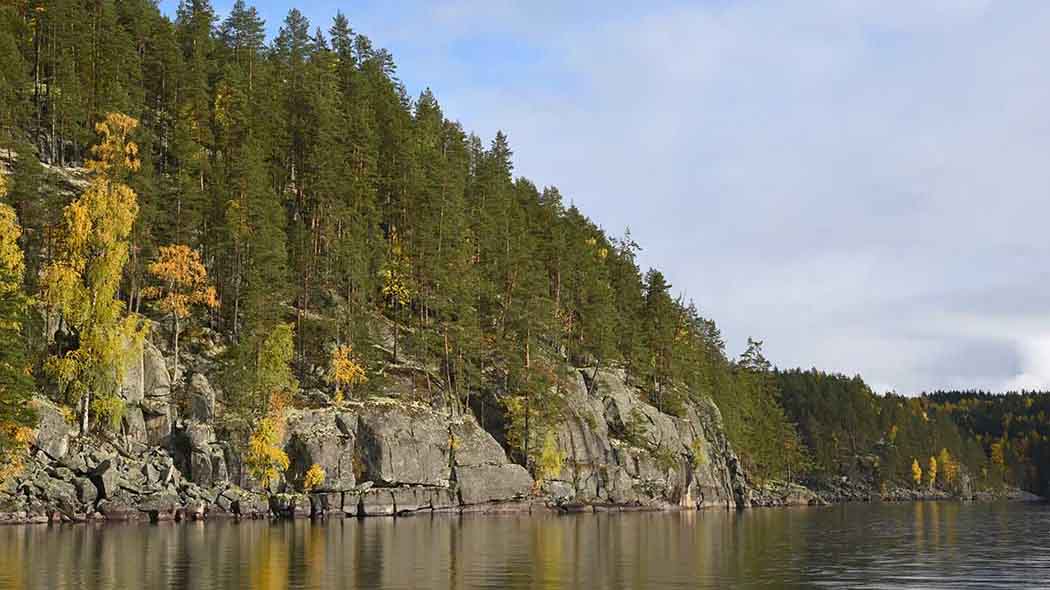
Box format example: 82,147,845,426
0,5,29,142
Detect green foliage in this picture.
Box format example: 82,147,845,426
622,407,650,449
776,369,995,491
503,360,566,474
5,0,1043,500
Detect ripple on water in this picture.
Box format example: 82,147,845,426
0,501,1046,589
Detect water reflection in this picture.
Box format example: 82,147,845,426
1,502,1047,589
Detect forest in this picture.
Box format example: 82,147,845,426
0,0,1044,497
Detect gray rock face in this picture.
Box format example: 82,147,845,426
545,369,748,509
356,406,452,486
187,373,216,422
120,341,173,446
2,357,755,523
455,464,533,505
450,417,508,467
122,405,148,446
284,409,357,491
280,403,534,515
98,493,140,521
31,400,74,460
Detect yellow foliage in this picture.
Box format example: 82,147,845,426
247,402,290,488
939,448,959,486
144,244,218,318
91,396,125,431
213,83,235,133
691,438,709,468
381,229,413,306
327,345,367,402
303,463,326,492
40,112,146,431
86,113,141,175
536,431,565,483
0,205,27,326
0,425,34,481
911,458,923,486
927,456,938,488
990,439,1006,467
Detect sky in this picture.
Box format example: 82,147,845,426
159,0,1050,394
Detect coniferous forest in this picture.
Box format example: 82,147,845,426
0,0,1047,499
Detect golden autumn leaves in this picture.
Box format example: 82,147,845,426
36,113,219,433
143,244,219,381
11,111,352,491
910,449,960,490
327,344,367,403
143,245,218,320
41,113,148,433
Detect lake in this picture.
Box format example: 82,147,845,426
0,501,1046,589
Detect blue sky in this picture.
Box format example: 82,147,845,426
158,1,1050,394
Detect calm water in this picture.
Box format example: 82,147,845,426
0,501,1046,589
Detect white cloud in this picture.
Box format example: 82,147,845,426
168,0,1050,393
380,0,1050,393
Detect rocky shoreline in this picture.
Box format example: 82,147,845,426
1,341,1040,526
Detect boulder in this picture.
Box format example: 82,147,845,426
237,492,270,518
450,416,510,467
356,406,451,486
357,488,396,516
455,464,533,505
33,473,79,517
90,459,121,499
98,493,140,521
122,405,148,446
122,341,173,446
137,490,180,521
175,421,226,487
308,492,342,518
269,493,308,518
74,477,98,505
31,400,74,460
284,409,357,491
187,373,216,422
